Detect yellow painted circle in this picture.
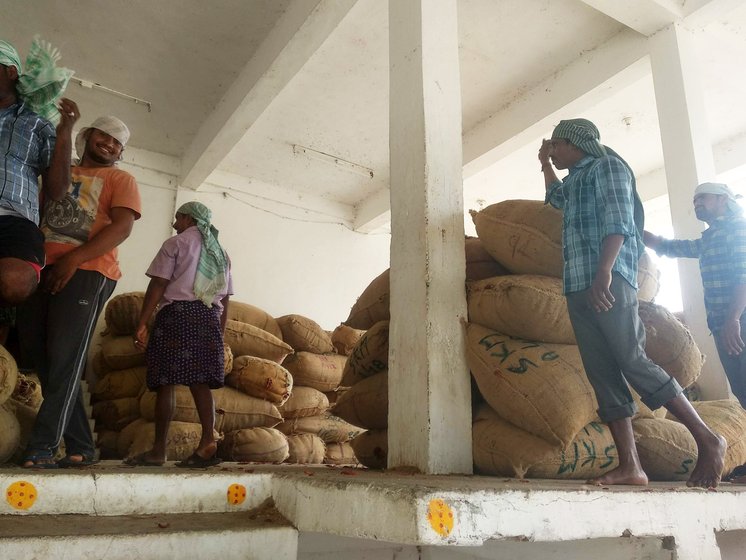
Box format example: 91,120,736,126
227,483,247,505
6,481,37,510
427,498,454,537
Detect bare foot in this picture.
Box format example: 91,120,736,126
587,465,648,486
194,441,218,460
687,434,727,488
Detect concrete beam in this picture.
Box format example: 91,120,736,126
204,169,355,226
179,0,357,190
463,29,649,179
579,0,681,35
683,0,744,27
353,187,391,233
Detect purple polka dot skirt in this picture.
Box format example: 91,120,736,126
145,300,225,390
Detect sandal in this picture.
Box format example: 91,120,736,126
123,453,165,467
58,454,99,468
22,455,58,469
176,452,221,469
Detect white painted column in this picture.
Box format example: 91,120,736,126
387,0,472,473
649,23,730,400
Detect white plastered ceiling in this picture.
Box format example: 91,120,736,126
3,0,746,232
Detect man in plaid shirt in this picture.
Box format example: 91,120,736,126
645,183,746,410
0,38,76,308
540,118,725,487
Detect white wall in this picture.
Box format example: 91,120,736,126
108,151,391,331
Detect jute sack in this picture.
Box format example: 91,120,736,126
92,367,146,401
350,429,387,469
465,235,510,281
104,292,146,336
91,351,113,378
226,301,283,340
276,314,335,354
219,427,289,463
668,399,746,476
0,345,19,406
140,386,283,432
127,421,219,462
471,200,564,277
285,433,325,464
472,404,618,479
282,352,347,392
11,372,42,409
467,275,575,344
324,442,358,466
465,322,596,446
226,356,293,404
96,429,120,459
93,397,141,431
632,417,696,481
639,301,703,389
333,371,388,430
324,387,348,407
276,413,365,443
638,252,660,303
0,402,21,463
278,386,330,419
223,343,233,375
345,268,390,330
7,400,36,463
101,334,146,370
223,320,293,364
117,418,149,457
331,324,366,356
341,320,388,387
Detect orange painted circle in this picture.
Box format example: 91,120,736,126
427,498,454,537
227,483,247,505
6,481,37,510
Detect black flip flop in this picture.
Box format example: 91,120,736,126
175,453,221,468
123,453,165,467
58,455,99,468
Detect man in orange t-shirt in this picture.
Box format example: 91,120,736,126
18,115,141,468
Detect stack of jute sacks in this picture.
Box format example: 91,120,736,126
336,237,511,469
0,344,47,464
268,314,364,466
469,199,746,480
93,293,364,465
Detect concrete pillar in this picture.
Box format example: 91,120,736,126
649,23,730,400
387,0,472,474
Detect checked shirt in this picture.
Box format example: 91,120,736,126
546,155,641,294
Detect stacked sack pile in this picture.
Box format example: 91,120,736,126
336,237,511,468
92,293,364,466
273,316,364,466
468,199,746,480
0,344,47,464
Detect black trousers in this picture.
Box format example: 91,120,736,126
17,268,115,459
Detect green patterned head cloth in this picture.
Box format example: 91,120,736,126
551,118,607,158
0,37,73,124
176,201,229,307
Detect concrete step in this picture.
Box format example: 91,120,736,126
0,464,274,516
0,507,298,560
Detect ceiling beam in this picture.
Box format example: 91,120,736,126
462,29,649,179
205,169,355,226
682,0,744,27
179,0,358,190
579,0,682,35
353,187,391,233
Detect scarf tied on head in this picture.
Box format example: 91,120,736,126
552,118,645,257
176,201,228,307
0,37,73,124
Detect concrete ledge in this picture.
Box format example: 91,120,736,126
0,510,297,560
2,463,745,559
